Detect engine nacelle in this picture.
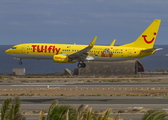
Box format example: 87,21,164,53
53,55,75,63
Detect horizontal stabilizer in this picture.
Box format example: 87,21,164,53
141,48,158,52
155,48,163,51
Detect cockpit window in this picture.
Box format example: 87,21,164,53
12,47,17,49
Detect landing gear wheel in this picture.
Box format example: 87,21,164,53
77,63,86,68
77,63,82,68
81,63,86,68
19,61,22,65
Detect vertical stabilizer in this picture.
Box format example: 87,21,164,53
120,19,161,48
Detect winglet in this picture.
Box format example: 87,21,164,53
88,36,97,48
110,39,116,46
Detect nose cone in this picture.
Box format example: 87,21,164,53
5,49,10,54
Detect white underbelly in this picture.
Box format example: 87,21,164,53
86,56,134,62
7,54,53,60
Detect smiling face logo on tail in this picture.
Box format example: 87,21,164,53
142,32,157,44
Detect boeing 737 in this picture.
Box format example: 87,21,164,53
5,19,161,68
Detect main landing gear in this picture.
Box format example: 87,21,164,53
77,62,86,68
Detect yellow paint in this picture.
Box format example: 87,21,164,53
5,19,161,63
110,39,116,46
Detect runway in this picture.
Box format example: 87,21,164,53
1,82,168,89
22,114,143,120
0,96,168,108
1,96,168,104
1,78,168,120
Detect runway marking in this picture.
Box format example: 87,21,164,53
11,84,168,87
24,83,75,85
11,85,65,86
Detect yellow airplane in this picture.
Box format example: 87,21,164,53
5,19,161,68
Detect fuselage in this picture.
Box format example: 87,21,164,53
4,19,161,68
5,43,154,62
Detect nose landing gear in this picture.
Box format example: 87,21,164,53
19,59,22,65
19,62,22,65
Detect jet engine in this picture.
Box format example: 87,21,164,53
53,55,75,63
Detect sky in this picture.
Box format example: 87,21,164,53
0,0,168,45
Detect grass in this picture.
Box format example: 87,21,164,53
118,110,125,113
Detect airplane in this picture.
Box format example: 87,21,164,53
5,19,161,68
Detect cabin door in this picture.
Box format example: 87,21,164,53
21,45,26,53
128,49,132,57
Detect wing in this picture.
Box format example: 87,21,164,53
110,39,116,46
68,36,97,61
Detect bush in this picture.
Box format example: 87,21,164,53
118,110,125,113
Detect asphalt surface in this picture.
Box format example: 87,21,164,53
1,96,168,104
1,76,168,120
1,82,168,89
1,113,143,120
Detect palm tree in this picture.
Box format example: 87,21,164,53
142,108,168,120
39,100,112,120
39,100,76,120
1,96,25,120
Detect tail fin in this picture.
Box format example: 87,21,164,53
120,19,161,48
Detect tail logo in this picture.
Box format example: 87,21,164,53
142,32,156,44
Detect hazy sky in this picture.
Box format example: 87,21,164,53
0,0,168,45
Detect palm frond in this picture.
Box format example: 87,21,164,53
1,98,11,120
39,110,46,120
65,109,69,120
58,105,70,120
14,96,21,116
102,109,112,120
49,105,72,120
6,101,14,120
86,108,92,120
142,109,166,120
79,105,88,120
153,111,168,120
12,114,26,120
76,104,84,120
97,115,103,120
47,100,58,120
114,113,120,120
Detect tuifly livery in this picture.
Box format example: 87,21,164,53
5,19,161,68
